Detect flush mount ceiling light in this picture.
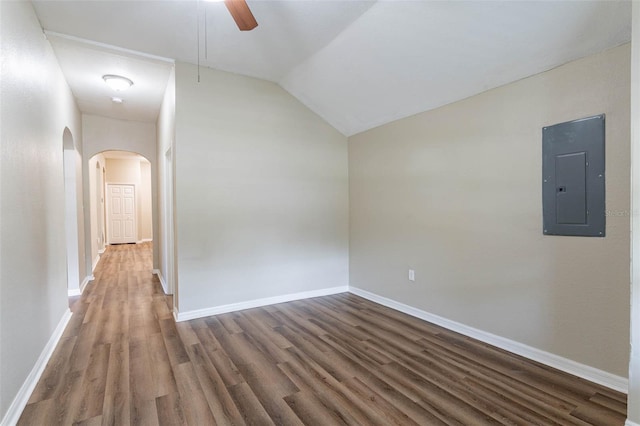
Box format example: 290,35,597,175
111,97,123,104
102,74,133,91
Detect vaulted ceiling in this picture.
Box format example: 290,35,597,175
32,0,631,136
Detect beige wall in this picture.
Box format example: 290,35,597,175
106,157,141,183
174,63,349,313
0,1,83,420
349,44,631,376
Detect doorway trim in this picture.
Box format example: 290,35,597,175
63,127,82,296
163,146,175,297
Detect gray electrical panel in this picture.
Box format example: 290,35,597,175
542,114,605,237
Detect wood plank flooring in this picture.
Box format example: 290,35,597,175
18,243,628,425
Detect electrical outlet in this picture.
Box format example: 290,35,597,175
408,269,415,282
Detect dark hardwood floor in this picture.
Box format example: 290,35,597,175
18,243,628,425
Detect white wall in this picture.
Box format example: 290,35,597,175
82,115,158,269
349,44,630,378
0,1,82,421
174,63,349,313
157,67,176,297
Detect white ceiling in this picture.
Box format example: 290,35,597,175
32,0,631,135
45,33,174,123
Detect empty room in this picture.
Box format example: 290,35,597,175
1,0,640,425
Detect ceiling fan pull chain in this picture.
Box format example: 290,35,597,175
205,6,208,60
197,0,201,83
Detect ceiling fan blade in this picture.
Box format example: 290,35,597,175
224,0,258,31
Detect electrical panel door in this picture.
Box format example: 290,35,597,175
542,114,605,237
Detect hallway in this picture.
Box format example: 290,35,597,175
18,244,628,425
18,242,171,425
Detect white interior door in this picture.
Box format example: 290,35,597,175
107,184,136,244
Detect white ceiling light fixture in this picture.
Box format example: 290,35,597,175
102,74,133,91
111,96,123,103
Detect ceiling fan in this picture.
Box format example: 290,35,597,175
222,0,258,31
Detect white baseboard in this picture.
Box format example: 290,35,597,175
153,269,168,294
98,248,106,255
92,254,100,272
67,276,92,297
1,309,72,426
348,286,629,393
81,275,93,293
137,239,152,243
626,420,640,426
175,286,349,322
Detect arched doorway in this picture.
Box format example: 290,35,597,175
88,150,153,270
63,128,83,296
